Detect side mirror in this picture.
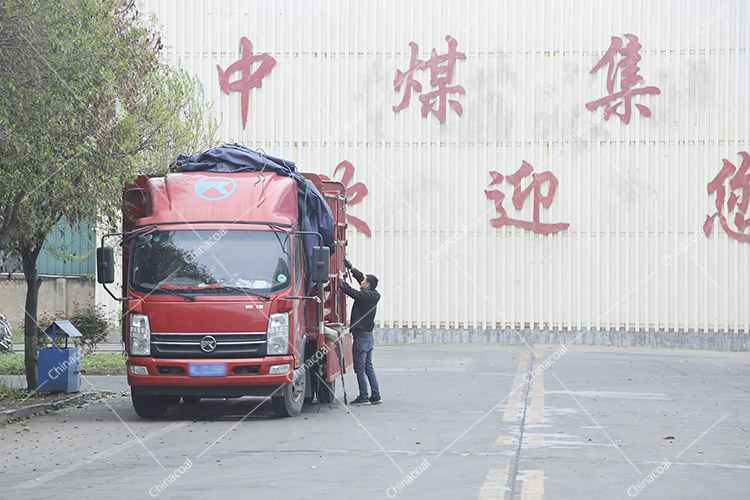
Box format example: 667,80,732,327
310,246,330,284
96,247,115,284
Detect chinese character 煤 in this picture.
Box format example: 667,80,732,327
393,35,466,124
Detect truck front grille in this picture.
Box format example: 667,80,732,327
150,332,266,358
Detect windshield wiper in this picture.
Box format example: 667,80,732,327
211,286,270,300
143,286,198,301
172,292,196,301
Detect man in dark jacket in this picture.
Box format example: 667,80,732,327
341,259,381,405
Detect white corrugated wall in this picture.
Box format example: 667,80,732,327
139,0,749,333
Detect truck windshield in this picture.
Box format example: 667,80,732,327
130,229,292,295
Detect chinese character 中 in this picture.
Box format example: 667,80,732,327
320,161,371,237
393,35,466,124
217,37,276,129
586,34,660,124
485,161,570,234
704,152,750,243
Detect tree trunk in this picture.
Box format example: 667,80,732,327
20,241,43,391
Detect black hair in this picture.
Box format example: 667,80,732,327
366,274,378,290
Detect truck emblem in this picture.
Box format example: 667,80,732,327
200,335,217,352
195,177,237,201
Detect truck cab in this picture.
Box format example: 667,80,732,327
97,165,352,418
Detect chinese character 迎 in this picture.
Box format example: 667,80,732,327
704,152,750,242
485,161,570,234
217,37,276,129
586,34,660,124
393,35,466,124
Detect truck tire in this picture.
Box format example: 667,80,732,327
131,393,169,418
272,367,305,417
316,378,336,404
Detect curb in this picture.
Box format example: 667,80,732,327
0,390,112,423
375,327,750,351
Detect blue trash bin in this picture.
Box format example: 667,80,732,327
37,320,83,393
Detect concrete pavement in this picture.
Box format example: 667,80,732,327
0,344,747,499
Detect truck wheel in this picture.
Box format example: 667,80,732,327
182,396,201,405
272,367,305,417
131,393,169,418
316,378,336,404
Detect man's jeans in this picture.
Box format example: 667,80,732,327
352,336,380,398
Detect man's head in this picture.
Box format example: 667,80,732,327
361,274,378,290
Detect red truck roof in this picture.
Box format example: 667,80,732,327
134,171,299,227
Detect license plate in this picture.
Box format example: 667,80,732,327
189,363,227,377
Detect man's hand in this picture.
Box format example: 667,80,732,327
343,259,353,270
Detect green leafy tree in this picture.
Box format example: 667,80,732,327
0,0,215,389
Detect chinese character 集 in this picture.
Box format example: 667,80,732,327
586,34,660,124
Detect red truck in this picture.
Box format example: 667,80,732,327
96,148,353,417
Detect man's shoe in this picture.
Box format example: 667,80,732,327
350,395,370,405
369,395,382,404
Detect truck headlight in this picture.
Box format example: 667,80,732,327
266,312,289,355
129,313,151,356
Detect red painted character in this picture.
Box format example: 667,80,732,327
217,37,276,129
586,34,660,124
485,161,570,234
393,36,466,123
704,152,750,243
320,161,371,237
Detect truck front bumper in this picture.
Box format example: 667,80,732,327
126,356,296,397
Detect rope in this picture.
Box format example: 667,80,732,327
254,148,268,207
300,181,309,231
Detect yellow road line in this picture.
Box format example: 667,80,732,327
520,469,545,500
528,370,545,423
502,351,530,422
494,435,515,446
478,461,510,500
526,435,545,447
